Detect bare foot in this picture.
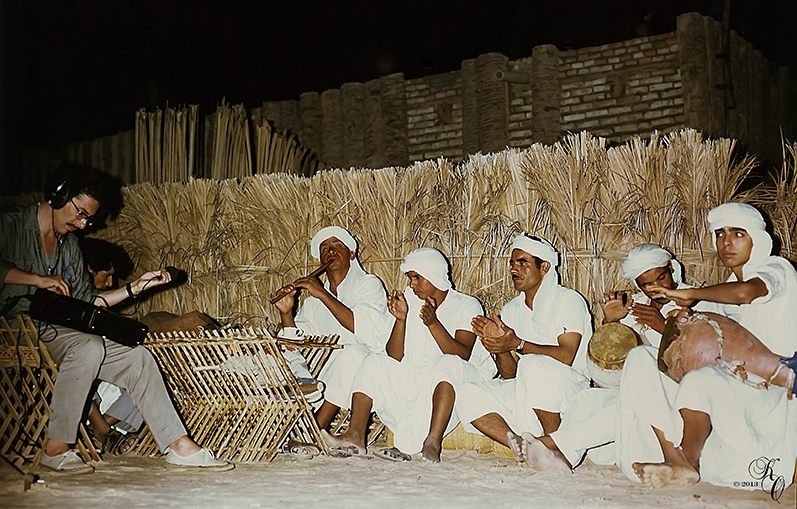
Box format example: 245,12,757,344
421,437,441,463
521,432,571,472
320,429,366,456
632,461,700,489
506,432,524,463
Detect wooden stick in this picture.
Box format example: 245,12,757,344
269,260,333,304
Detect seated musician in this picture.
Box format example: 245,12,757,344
622,203,797,490
80,237,145,455
322,247,495,462
271,226,392,430
515,244,709,471
453,234,593,457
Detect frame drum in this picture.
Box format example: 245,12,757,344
587,322,642,388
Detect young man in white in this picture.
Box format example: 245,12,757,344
272,226,392,429
454,234,593,454
518,244,702,471
322,247,495,462
623,203,797,490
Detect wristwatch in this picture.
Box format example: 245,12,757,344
516,339,526,355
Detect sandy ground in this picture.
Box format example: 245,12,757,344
1,445,793,509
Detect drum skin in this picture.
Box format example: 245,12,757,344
587,322,641,388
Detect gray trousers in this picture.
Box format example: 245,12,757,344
41,323,187,451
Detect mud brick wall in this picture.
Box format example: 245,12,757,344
251,12,792,171
558,32,684,141
17,13,794,190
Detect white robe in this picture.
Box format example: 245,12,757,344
552,290,705,467
351,288,493,454
618,256,797,489
456,285,593,436
284,262,392,408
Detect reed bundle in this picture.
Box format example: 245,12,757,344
253,119,319,177
208,100,252,181
94,129,793,329
744,139,797,261
134,105,198,183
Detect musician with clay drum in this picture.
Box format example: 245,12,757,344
514,244,704,472
622,202,797,490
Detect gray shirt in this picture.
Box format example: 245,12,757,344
0,204,98,317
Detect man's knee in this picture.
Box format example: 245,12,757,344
127,345,160,374
60,333,105,372
679,366,728,393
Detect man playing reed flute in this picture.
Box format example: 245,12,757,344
322,248,495,462
272,226,392,430
0,162,231,473
453,234,593,460
619,202,797,490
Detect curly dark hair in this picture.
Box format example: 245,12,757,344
46,161,124,222
79,236,134,280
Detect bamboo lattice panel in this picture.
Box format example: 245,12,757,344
135,328,339,462
0,315,99,469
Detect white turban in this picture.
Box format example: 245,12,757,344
708,202,772,275
310,226,358,260
511,234,558,268
621,244,682,287
399,247,452,291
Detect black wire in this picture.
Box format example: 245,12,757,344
116,275,160,317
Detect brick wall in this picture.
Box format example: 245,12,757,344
558,33,684,141
251,12,792,171
405,72,463,161
15,12,794,191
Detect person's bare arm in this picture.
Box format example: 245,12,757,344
517,331,582,366
3,267,70,295
385,291,408,361
423,297,476,360
650,279,767,307
601,291,631,324
472,314,517,378
93,269,172,308
293,275,355,333
629,302,666,334
475,313,582,366
271,285,298,328
494,350,519,379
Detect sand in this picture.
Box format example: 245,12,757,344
1,447,793,508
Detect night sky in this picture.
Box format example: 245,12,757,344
1,0,795,157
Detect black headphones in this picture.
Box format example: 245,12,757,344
47,179,72,210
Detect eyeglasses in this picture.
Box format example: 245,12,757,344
70,197,95,226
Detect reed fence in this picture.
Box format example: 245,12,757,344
87,129,797,330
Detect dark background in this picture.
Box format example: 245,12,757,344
1,0,795,160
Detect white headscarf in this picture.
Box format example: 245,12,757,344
399,247,452,291
511,234,558,269
510,233,560,313
621,243,683,288
707,203,772,277
309,226,365,276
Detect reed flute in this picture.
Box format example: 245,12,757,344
270,260,333,304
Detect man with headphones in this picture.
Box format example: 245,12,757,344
0,162,232,473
